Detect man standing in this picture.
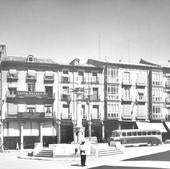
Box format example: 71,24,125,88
79,141,87,166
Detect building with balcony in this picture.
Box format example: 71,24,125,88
87,59,152,138
0,46,104,149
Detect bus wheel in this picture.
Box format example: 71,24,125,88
148,140,153,146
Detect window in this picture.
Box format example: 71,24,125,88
92,105,99,119
7,103,17,115
63,70,68,74
8,88,17,95
123,88,130,100
92,88,99,100
107,67,118,83
107,103,119,118
62,104,70,119
27,105,36,113
122,132,126,136
81,105,86,119
123,72,130,82
132,132,137,136
107,85,119,100
45,86,53,97
138,132,141,136
44,105,53,113
28,83,35,92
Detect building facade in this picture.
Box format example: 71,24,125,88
1,45,170,149
0,46,104,149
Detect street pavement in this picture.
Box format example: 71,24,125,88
0,144,170,169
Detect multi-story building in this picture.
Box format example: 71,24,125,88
1,44,170,149
87,59,169,138
0,45,104,149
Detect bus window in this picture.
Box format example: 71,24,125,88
143,131,146,136
122,132,126,137
152,131,156,135
132,132,137,136
138,131,141,136
157,131,161,135
148,131,151,135
127,132,132,136
112,131,120,137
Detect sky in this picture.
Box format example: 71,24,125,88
0,0,170,65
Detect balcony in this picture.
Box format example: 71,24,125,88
61,76,70,83
7,73,18,82
136,81,146,87
136,114,147,120
26,73,37,82
107,78,119,84
121,96,132,103
136,96,146,103
88,95,100,102
44,75,54,83
17,112,54,119
6,91,55,104
122,80,132,86
121,113,132,120
107,95,119,101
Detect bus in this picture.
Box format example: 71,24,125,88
109,129,162,147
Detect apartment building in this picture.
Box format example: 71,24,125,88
87,59,169,138
0,46,104,149
58,58,104,143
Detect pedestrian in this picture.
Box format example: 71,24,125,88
16,142,19,150
79,141,87,167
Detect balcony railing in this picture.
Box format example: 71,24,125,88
88,95,100,102
136,114,147,120
121,113,132,120
136,81,146,87
6,91,55,104
136,96,146,103
121,96,132,103
16,91,49,98
26,73,37,82
122,80,132,86
44,75,54,83
7,73,18,82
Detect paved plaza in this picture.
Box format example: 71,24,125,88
0,144,170,169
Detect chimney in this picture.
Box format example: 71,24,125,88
0,45,6,59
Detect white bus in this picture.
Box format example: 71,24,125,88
109,129,162,147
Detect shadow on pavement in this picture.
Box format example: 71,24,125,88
88,166,163,169
124,151,170,161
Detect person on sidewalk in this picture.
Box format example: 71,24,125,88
79,141,87,167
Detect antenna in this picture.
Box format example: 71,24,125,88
98,32,101,59
128,39,130,62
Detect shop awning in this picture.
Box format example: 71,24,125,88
136,122,167,132
165,122,170,131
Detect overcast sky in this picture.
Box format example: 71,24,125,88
0,0,170,65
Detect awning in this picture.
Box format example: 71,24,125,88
165,122,170,131
136,122,167,132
